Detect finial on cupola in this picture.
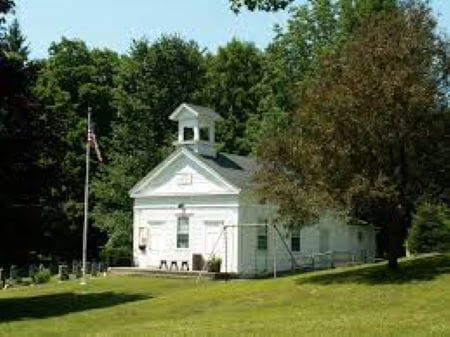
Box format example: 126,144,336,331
169,103,223,157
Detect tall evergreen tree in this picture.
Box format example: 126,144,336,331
0,11,44,265
4,18,29,59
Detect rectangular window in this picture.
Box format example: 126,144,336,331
138,227,148,248
357,231,363,243
183,127,194,141
200,127,210,141
177,217,189,248
291,228,301,252
319,229,330,253
257,226,268,251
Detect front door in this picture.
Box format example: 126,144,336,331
204,221,225,270
148,221,165,252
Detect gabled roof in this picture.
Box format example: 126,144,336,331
192,151,258,190
129,147,258,198
169,103,224,121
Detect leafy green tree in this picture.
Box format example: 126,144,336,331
255,1,449,268
92,36,207,263
204,39,264,154
407,203,450,254
33,38,119,260
248,0,398,153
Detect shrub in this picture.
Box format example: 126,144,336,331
33,268,52,284
207,256,222,273
100,246,131,267
407,202,450,254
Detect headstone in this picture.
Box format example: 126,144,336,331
6,265,19,286
28,264,37,278
98,262,108,277
91,262,98,277
70,261,81,279
72,260,77,274
85,262,91,275
9,265,18,280
58,265,69,281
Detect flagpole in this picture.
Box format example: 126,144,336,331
81,107,91,285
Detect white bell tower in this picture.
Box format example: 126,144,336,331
169,103,223,157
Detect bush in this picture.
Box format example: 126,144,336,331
407,202,450,254
33,268,52,284
100,246,131,267
206,256,222,273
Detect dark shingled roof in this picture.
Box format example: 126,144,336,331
192,151,259,189
184,103,217,116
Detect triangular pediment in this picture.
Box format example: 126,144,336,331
129,148,240,198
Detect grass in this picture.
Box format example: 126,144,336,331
1,254,449,337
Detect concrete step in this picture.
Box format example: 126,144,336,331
108,267,234,280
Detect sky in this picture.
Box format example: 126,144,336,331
11,0,450,60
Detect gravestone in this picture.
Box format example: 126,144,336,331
6,265,19,286
98,262,108,277
9,265,18,280
28,264,37,278
58,265,69,281
91,262,98,277
70,261,81,279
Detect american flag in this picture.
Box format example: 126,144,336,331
87,129,103,163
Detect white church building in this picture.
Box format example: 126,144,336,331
129,103,376,276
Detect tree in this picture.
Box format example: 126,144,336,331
407,203,450,254
0,10,44,265
204,39,264,154
4,18,29,59
92,36,207,263
255,1,449,268
248,0,398,153
33,38,119,261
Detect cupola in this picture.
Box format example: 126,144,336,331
169,103,223,157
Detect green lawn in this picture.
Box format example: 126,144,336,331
1,254,449,337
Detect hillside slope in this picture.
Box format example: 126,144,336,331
0,254,449,337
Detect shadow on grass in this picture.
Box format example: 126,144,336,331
296,254,450,285
0,291,150,322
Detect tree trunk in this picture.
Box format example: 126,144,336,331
388,253,398,269
387,209,403,270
